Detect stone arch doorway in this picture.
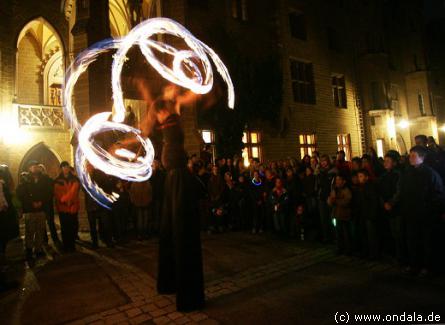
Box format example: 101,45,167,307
396,133,408,155
19,142,61,179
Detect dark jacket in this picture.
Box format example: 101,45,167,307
270,188,290,216
285,176,304,207
357,182,379,221
378,168,401,215
150,169,166,202
399,164,444,222
129,181,152,208
208,174,225,204
317,167,336,201
17,173,52,213
0,180,19,243
234,181,250,207
249,179,267,207
302,174,317,198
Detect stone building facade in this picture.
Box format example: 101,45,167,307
0,0,443,183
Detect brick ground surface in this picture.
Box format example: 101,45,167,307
1,232,445,325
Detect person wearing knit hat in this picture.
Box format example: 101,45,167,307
54,161,80,252
17,159,52,262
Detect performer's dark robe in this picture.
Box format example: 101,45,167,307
157,114,205,311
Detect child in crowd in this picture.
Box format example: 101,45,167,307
270,178,289,235
328,174,352,255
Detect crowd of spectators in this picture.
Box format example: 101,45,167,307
1,134,445,280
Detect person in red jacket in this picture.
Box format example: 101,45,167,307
54,161,80,252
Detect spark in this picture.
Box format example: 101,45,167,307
63,18,234,209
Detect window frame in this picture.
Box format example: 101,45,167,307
389,84,401,116
326,26,341,52
298,134,317,159
289,10,307,40
290,58,316,104
242,131,262,165
337,134,351,161
376,138,385,158
418,93,426,116
232,0,248,21
200,129,216,163
331,74,347,108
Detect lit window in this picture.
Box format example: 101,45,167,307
299,134,317,158
376,139,384,158
251,146,259,158
243,131,262,166
200,129,215,163
242,148,249,166
337,134,351,161
201,130,213,144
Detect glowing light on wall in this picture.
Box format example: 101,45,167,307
387,117,396,139
0,111,31,145
397,119,409,129
63,18,234,208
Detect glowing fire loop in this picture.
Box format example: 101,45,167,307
63,18,235,209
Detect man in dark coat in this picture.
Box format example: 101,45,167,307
317,155,337,243
0,165,19,291
38,164,60,246
378,151,404,263
357,169,380,259
249,170,267,234
399,145,444,276
207,165,225,232
17,160,52,260
85,164,114,248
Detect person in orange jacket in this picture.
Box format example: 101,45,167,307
54,161,80,252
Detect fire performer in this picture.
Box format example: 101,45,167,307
63,18,234,311
149,94,205,312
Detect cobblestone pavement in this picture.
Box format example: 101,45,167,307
1,232,445,325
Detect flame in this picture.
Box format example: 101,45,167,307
63,18,235,208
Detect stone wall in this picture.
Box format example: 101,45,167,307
17,35,43,105
261,0,363,160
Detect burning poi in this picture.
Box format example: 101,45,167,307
63,18,234,209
